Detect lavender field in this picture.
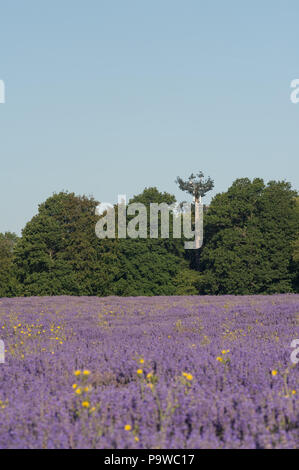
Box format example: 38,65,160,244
0,295,298,449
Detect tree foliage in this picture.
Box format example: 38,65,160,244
199,178,299,294
0,232,19,297
176,171,214,199
14,192,103,295
1,178,298,298
291,197,299,292
97,187,194,296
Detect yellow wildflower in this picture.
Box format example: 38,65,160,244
74,370,81,376
137,369,143,375
271,370,278,377
182,372,193,380
83,370,91,376
124,424,132,431
216,357,223,362
75,388,82,395
82,401,90,408
72,384,77,389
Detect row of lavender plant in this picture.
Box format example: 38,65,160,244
0,294,298,448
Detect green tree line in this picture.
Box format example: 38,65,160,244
0,178,298,297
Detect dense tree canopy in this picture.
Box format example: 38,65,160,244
198,178,299,294
292,197,299,292
0,232,19,297
1,178,298,297
12,188,196,297
96,187,194,296
14,192,102,295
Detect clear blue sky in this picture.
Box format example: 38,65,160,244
1,1,299,234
